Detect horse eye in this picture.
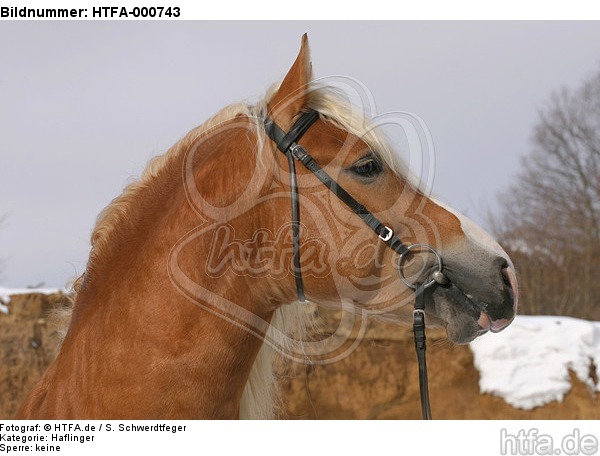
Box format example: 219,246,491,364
350,156,383,178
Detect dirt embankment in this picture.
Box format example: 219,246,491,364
1,293,597,419
1,292,65,418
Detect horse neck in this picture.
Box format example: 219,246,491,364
67,284,271,419
30,127,285,419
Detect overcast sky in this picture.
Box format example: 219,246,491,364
1,21,600,288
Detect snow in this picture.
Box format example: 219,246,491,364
470,315,600,410
0,286,62,314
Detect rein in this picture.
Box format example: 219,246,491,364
263,109,449,420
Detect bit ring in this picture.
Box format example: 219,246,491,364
398,243,443,290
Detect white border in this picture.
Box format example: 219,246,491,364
1,0,600,20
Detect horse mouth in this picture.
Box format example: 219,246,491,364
421,258,517,344
430,282,494,344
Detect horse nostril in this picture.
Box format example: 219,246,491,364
501,267,511,288
501,265,519,313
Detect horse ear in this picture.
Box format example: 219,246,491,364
268,33,313,131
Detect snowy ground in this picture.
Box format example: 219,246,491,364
0,286,62,314
470,315,600,409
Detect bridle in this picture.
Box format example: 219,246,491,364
263,109,449,420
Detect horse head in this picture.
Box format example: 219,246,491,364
250,35,518,344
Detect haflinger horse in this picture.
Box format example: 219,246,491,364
17,35,517,420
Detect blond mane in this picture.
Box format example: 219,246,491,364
58,83,405,419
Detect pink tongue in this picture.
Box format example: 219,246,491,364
479,312,515,333
478,312,492,331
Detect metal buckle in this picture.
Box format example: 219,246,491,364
398,243,443,290
289,144,308,161
378,226,393,242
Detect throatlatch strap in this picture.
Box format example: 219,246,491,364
264,111,320,303
414,284,432,420
286,150,305,302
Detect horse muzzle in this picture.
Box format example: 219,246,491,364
441,252,518,343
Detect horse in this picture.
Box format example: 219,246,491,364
16,35,518,419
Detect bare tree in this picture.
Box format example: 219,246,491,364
491,69,600,320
